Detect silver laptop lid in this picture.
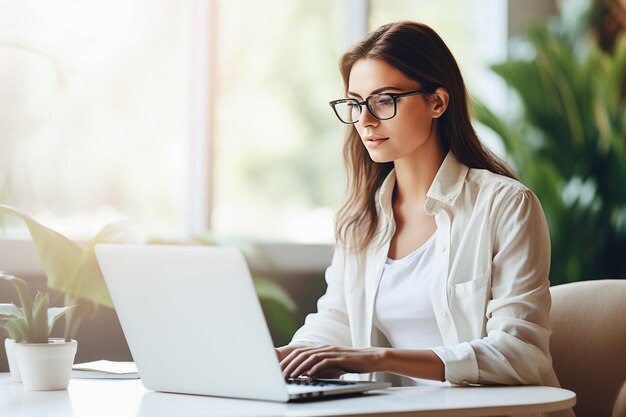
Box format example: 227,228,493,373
95,244,290,402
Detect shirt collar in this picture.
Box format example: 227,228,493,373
425,151,469,212
377,151,470,218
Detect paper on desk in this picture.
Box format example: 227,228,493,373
72,360,139,379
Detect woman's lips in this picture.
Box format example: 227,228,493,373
364,136,389,148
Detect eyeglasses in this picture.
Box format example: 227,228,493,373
329,89,431,124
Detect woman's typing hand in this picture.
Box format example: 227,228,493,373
277,345,446,382
278,345,385,380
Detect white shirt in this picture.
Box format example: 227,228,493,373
291,151,561,391
374,234,440,350
373,234,447,386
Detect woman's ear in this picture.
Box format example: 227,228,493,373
431,87,449,118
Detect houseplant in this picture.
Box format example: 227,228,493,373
0,204,299,346
0,272,75,390
0,204,127,341
473,0,626,284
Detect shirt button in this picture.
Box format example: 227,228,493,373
440,245,446,253
440,311,449,318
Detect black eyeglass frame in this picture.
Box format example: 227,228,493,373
328,89,432,124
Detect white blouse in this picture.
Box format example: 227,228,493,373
373,234,447,386
290,151,561,389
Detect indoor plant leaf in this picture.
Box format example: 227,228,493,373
60,221,129,308
0,273,33,340
3,316,28,342
62,295,94,341
0,205,127,308
47,306,76,336
31,292,50,343
253,277,296,313
0,273,77,342
258,298,300,346
473,0,626,282
0,205,84,294
0,304,22,318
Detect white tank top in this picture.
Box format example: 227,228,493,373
373,233,447,386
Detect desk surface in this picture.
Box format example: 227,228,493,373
0,374,575,417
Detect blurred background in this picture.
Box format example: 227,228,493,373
0,0,512,243
0,0,625,359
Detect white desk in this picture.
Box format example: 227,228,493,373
0,373,575,417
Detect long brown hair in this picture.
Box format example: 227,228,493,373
335,21,517,251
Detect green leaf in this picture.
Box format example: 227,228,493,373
0,205,131,339
253,276,296,313
4,317,28,342
0,315,21,331
477,6,626,282
0,317,14,329
1,289,76,342
0,273,33,341
47,305,76,337
0,204,85,292
62,220,129,308
0,304,22,318
259,298,299,346
62,295,95,340
0,205,128,308
31,292,50,343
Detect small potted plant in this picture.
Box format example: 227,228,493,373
0,204,299,345
0,203,299,359
0,272,76,390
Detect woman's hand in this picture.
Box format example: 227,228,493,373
279,345,386,379
275,344,307,362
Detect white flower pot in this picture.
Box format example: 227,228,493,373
4,338,21,383
16,338,77,391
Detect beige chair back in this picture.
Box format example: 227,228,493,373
550,280,626,417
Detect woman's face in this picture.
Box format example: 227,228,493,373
347,58,443,164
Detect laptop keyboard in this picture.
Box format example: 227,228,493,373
287,377,356,387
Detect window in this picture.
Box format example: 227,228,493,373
211,0,345,243
0,1,200,238
1,0,508,244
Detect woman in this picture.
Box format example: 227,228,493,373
277,21,562,393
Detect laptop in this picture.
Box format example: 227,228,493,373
94,244,390,402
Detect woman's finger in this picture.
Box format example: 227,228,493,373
280,345,332,378
307,357,342,378
289,351,336,378
280,345,319,371
277,344,312,364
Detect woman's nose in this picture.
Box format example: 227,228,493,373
359,105,379,127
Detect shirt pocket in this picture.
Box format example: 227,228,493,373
452,270,491,297
450,270,492,339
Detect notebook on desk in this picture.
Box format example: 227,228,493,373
94,244,390,402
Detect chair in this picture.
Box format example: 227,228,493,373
549,279,626,417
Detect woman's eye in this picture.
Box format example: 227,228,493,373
375,97,394,106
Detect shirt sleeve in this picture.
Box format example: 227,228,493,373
433,189,556,386
289,246,353,348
